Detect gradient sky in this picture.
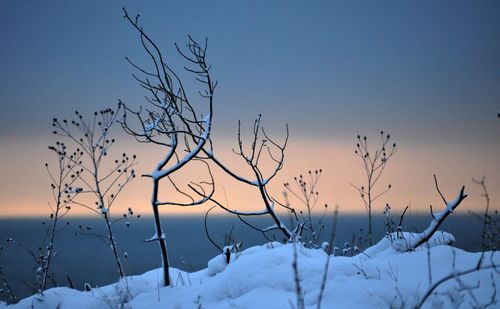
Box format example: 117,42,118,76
0,1,499,218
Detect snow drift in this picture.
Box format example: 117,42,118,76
3,231,499,309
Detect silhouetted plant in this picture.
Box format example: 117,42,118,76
471,177,499,252
52,107,137,279
383,203,408,243
351,131,397,246
38,142,84,292
0,142,81,298
283,169,328,248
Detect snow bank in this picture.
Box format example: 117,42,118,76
4,233,499,308
362,231,455,258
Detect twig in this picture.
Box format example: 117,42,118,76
292,240,305,309
317,205,338,309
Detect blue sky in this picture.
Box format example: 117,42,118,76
0,1,498,216
1,1,498,141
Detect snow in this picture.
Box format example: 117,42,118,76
207,254,227,276
144,232,166,242
149,112,211,180
144,116,161,133
362,231,455,258
3,233,499,308
201,114,210,124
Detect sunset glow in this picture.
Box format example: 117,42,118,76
0,1,498,219
1,138,498,218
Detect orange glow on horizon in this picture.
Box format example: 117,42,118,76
1,137,498,219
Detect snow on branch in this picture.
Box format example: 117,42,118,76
144,232,166,243
121,7,217,287
390,176,467,253
409,179,467,251
148,119,211,180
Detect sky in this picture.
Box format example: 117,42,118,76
0,1,499,218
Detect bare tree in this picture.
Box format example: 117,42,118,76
119,8,299,285
52,107,136,279
352,132,397,246
120,8,216,286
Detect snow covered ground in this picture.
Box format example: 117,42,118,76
3,232,499,309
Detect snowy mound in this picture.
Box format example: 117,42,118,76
362,230,455,258
4,233,499,308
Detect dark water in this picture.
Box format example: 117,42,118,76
0,214,484,302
